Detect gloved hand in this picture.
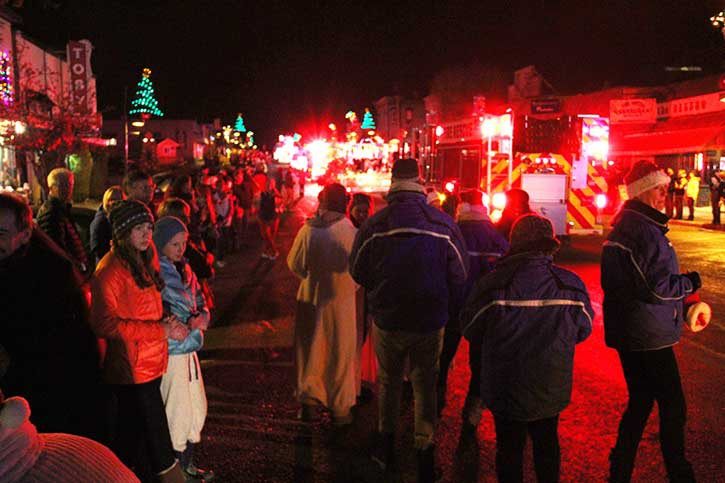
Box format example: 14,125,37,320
684,272,702,291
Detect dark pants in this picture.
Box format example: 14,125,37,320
674,194,684,219
665,193,674,218
109,378,176,481
610,348,694,482
711,194,721,225
494,414,560,483
686,197,695,220
217,225,232,261
438,326,481,402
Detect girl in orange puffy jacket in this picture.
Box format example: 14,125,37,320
90,200,188,483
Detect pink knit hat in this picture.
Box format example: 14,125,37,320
625,160,671,198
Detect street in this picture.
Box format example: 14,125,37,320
195,194,725,483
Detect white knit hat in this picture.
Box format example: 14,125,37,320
625,160,671,199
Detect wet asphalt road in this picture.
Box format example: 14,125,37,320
196,196,725,482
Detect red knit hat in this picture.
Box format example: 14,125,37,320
625,160,671,198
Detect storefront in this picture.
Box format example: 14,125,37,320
610,91,725,202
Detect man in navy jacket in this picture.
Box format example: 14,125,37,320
349,158,468,481
437,189,508,438
462,214,592,483
602,160,699,482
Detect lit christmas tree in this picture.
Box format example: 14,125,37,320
361,108,376,130
129,68,163,119
234,113,247,133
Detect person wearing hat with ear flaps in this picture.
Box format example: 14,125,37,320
461,213,593,483
602,160,700,482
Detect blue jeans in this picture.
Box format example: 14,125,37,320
373,325,444,449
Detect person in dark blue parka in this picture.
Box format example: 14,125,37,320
349,158,468,481
602,160,699,482
462,214,592,483
437,189,508,439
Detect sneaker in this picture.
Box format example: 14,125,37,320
268,251,279,261
183,463,215,482
261,252,270,259
215,260,226,268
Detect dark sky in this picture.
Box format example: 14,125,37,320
16,0,724,146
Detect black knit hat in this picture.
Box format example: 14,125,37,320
391,158,420,180
509,214,560,255
110,200,154,239
319,183,349,214
351,193,372,209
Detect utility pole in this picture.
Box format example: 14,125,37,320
123,86,129,175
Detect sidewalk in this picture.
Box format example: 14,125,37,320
668,204,725,231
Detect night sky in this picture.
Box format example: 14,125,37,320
16,0,724,146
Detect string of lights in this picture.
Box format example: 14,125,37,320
0,50,14,106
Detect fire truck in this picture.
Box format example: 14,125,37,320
430,113,612,234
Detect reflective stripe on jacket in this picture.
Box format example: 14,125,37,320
462,253,593,421
349,190,469,333
601,200,693,351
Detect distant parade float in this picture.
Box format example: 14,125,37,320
273,108,398,193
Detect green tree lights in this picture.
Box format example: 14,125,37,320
129,67,163,118
361,108,376,131
234,113,247,133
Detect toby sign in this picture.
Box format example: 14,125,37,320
67,40,93,115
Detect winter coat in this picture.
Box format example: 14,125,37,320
461,253,593,421
36,197,89,275
0,228,100,436
288,211,359,415
90,249,168,385
685,176,700,200
349,189,469,333
601,199,694,351
89,206,112,265
450,205,509,327
159,256,206,355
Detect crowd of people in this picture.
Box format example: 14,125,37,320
0,161,306,483
286,158,702,483
0,155,705,483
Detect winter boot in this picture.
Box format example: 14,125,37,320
608,447,635,483
417,444,442,483
158,461,186,483
370,432,396,472
182,443,215,482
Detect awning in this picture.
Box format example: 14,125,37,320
610,113,725,156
